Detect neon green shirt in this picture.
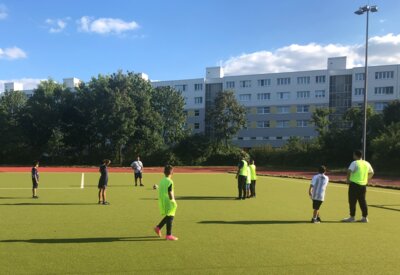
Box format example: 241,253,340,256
249,164,257,181
239,160,248,176
349,160,373,186
158,177,177,216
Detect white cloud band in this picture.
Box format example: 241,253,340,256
78,16,139,35
222,33,400,75
0,47,27,60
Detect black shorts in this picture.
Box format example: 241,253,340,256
32,179,38,188
312,200,323,210
135,172,142,179
98,183,107,189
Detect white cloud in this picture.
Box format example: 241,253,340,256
0,78,44,93
45,18,69,33
0,4,7,20
77,16,139,35
0,47,27,60
222,33,400,75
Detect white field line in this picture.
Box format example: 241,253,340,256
327,183,400,195
80,173,85,189
0,187,82,190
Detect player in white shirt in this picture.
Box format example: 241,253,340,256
308,165,329,223
130,156,144,187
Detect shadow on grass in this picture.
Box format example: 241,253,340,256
0,202,98,206
0,236,163,244
199,220,342,225
173,196,236,201
370,205,400,212
141,196,235,201
0,197,30,200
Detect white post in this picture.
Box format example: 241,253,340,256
80,173,85,189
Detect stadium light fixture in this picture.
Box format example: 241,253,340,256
354,5,378,160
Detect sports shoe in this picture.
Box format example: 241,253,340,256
311,218,320,224
358,217,369,223
317,216,322,222
154,227,162,237
102,201,110,205
342,216,355,222
166,235,178,241
32,196,39,199
98,201,102,204
140,184,144,187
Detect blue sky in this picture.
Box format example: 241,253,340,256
1,0,400,90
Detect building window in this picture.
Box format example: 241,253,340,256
257,79,271,86
315,90,326,98
194,83,203,91
297,120,309,127
355,73,365,81
245,107,252,114
375,102,388,111
194,123,200,129
297,105,309,113
277,92,290,100
237,137,244,140
277,120,289,128
175,84,187,92
374,86,394,95
257,106,270,114
239,94,251,101
297,76,310,85
183,110,188,116
250,137,257,140
226,81,235,89
375,71,394,80
263,136,270,140
194,110,200,116
354,88,365,96
297,91,310,99
239,80,252,88
276,136,283,140
315,75,326,83
194,97,203,104
257,93,271,100
277,106,290,114
257,121,270,128
277,77,291,85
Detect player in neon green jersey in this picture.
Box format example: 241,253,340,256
249,159,257,198
154,165,178,241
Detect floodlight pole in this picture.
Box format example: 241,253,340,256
355,5,378,160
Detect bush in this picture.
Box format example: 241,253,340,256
204,146,248,166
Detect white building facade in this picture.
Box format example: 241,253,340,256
152,56,400,148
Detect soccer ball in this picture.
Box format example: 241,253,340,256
153,184,158,190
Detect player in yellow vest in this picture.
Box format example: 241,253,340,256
342,150,374,223
236,155,248,200
154,165,178,240
249,160,257,198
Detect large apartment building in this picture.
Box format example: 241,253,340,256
151,56,400,148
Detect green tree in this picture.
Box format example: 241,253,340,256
382,100,400,126
206,90,246,146
0,90,28,162
371,122,400,169
151,86,187,145
311,107,331,136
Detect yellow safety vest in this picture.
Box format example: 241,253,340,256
249,164,257,180
349,160,370,185
239,160,248,176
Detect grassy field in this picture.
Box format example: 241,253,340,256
0,172,399,274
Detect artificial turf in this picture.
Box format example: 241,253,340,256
0,172,399,274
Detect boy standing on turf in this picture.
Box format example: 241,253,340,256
154,165,178,241
130,156,144,187
245,166,251,198
308,165,329,223
98,159,111,205
249,160,257,198
236,155,248,200
31,161,40,199
342,150,374,223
